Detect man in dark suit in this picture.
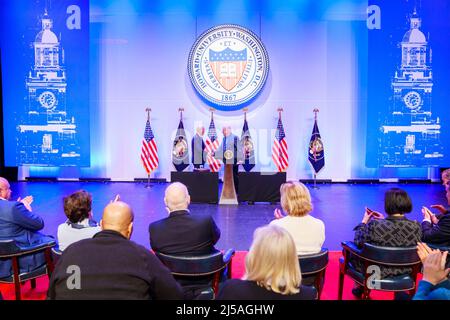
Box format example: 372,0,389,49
0,177,53,279
422,169,450,246
48,201,183,300
149,182,220,255
216,126,242,194
191,125,206,169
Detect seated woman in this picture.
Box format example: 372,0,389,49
270,181,325,255
352,187,422,298
217,225,317,300
57,190,101,251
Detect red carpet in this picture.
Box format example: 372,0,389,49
0,251,418,300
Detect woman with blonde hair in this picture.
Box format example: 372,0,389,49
217,225,317,300
270,181,325,255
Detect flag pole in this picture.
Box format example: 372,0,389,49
312,108,319,190
145,107,152,189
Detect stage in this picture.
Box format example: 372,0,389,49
10,181,445,251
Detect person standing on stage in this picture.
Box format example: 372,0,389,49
191,124,207,169
0,177,54,279
216,126,242,194
421,168,450,247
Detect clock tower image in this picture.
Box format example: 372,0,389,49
18,10,80,165
379,11,443,166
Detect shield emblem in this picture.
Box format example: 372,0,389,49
209,48,247,92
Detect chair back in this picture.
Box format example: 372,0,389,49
0,240,21,257
155,251,225,276
361,243,420,266
298,248,329,275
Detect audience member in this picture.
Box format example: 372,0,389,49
217,224,317,300
413,242,450,300
421,169,450,246
270,181,325,255
0,177,53,279
57,190,102,251
149,182,220,255
352,188,422,298
48,201,183,300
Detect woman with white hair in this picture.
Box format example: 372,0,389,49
270,181,325,255
217,225,317,300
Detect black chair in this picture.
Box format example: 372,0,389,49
51,246,63,265
299,248,328,299
0,239,56,300
338,241,421,300
155,249,235,299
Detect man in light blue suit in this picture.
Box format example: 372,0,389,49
0,177,53,279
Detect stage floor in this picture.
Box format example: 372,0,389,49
9,181,445,251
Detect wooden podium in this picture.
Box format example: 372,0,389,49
219,164,238,205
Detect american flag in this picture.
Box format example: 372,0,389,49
204,118,221,172
272,117,288,172
141,118,158,174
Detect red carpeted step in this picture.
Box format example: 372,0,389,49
1,251,419,300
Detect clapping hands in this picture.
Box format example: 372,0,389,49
417,243,450,286
422,206,439,224
274,208,285,220
17,195,33,212
361,207,384,224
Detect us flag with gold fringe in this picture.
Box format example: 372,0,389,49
141,119,158,174
204,118,221,172
272,117,288,172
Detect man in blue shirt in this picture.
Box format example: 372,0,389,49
0,177,53,278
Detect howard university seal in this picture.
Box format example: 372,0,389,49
188,24,269,110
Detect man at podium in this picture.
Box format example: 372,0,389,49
216,126,243,194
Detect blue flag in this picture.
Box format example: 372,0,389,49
241,118,255,172
172,119,189,172
308,119,325,174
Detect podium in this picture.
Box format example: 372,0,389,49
219,164,238,205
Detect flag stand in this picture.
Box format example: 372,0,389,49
145,174,152,188
312,173,319,190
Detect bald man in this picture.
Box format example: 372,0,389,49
48,201,183,300
149,182,220,255
0,177,53,279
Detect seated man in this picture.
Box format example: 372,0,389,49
57,190,102,251
149,182,221,298
48,201,183,300
149,182,220,255
422,169,450,247
0,177,53,279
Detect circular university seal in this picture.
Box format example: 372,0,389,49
188,24,269,110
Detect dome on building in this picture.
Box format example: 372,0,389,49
402,28,426,44
35,29,58,44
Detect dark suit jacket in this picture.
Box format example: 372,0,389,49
149,210,220,255
47,230,183,300
191,134,206,167
422,214,450,246
0,199,52,278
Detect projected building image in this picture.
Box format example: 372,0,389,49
17,10,81,165
378,11,444,167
